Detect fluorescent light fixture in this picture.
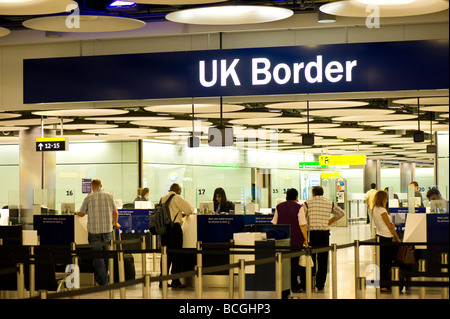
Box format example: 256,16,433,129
166,5,294,25
108,1,135,6
320,0,449,17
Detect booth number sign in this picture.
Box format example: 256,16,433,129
36,137,66,152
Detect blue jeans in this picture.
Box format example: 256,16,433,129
88,232,112,285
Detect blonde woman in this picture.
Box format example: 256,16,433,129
372,190,401,292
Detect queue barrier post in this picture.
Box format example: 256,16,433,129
238,259,245,299
228,240,235,299
331,243,338,299
108,239,115,299
29,246,36,297
16,263,24,299
305,247,312,299
418,259,426,299
275,252,282,299
195,265,203,299
441,253,449,300
354,240,360,299
144,274,151,299
375,237,381,299
39,290,47,299
391,267,400,299
161,246,168,299
356,277,366,299
141,236,147,298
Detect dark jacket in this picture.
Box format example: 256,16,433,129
214,201,235,213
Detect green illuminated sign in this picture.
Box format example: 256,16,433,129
299,162,326,169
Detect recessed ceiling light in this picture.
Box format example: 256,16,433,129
195,112,282,119
303,108,394,117
393,97,449,105
320,0,449,18
166,5,294,25
82,128,157,135
0,26,10,37
0,113,21,120
85,116,174,122
334,114,416,122
229,117,307,126
0,118,73,126
144,104,244,113
265,101,369,110
33,109,129,117
130,119,213,127
0,0,78,15
23,14,146,32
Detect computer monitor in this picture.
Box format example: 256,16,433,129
199,201,214,214
430,200,448,214
61,202,75,215
414,197,422,207
135,201,152,209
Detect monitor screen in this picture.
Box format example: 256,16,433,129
61,202,75,215
430,200,448,214
199,201,214,214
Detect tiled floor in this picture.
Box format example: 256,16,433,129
77,221,447,300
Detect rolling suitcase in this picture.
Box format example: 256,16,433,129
113,230,136,282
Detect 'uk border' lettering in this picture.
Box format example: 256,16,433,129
199,55,357,88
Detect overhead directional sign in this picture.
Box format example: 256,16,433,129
319,155,366,166
299,162,326,169
36,137,67,152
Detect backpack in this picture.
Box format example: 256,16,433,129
148,193,177,235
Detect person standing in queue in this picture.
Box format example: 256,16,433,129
271,188,308,293
160,183,194,288
365,183,377,223
213,187,235,214
301,186,345,291
371,190,401,292
75,179,120,285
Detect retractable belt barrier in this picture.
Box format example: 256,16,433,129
0,234,448,300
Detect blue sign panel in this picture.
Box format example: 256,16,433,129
118,209,152,234
23,40,448,103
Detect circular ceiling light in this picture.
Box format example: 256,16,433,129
229,117,307,126
82,128,157,135
265,101,369,110
166,5,294,25
195,112,282,119
393,97,449,105
85,116,174,122
0,118,73,126
334,114,417,122
262,123,340,130
320,0,449,18
44,123,118,130
420,105,449,112
0,112,21,120
0,126,29,132
0,0,77,15
144,103,244,113
23,14,146,33
0,26,10,37
134,0,227,4
130,119,213,127
304,108,394,117
32,109,129,117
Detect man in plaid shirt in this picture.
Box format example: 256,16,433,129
76,179,120,285
300,186,344,291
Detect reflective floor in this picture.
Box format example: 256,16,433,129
79,221,447,300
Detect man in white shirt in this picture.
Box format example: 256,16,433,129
160,183,194,288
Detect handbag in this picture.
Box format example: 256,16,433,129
396,244,416,266
299,254,314,267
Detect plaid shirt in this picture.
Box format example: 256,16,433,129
79,189,118,234
302,195,345,231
